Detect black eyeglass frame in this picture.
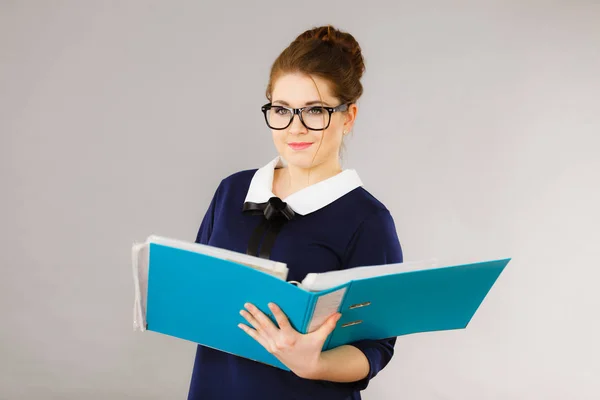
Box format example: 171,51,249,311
261,102,350,131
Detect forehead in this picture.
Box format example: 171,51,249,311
271,73,336,106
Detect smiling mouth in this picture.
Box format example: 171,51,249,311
288,142,313,150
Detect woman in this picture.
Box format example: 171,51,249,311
188,25,403,400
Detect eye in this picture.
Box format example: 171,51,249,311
274,107,290,115
307,107,325,115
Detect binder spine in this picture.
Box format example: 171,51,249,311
301,293,319,335
322,283,351,351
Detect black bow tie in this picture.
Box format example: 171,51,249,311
242,197,295,221
242,197,295,259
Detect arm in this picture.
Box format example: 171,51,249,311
311,344,370,382
239,208,403,389
239,303,394,384
337,208,404,388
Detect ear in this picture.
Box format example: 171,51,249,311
343,103,358,133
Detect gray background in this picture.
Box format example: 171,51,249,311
1,1,599,399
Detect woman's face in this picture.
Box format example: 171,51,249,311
268,73,356,170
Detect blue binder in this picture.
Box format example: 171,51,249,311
137,239,509,371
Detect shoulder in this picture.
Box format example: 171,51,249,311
219,168,257,188
338,186,395,224
341,187,403,266
352,186,390,212
211,168,257,197
199,168,258,214
323,185,398,250
354,188,397,233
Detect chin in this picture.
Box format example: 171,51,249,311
281,149,326,170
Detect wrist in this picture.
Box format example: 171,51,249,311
296,353,328,380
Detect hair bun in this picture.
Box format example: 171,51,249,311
268,25,366,104
295,25,365,79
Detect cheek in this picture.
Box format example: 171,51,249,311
272,131,284,145
321,127,343,149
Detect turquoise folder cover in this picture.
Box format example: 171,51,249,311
143,242,509,371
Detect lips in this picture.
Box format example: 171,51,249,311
288,142,313,151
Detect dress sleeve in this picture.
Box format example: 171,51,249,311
194,182,222,245
341,208,404,390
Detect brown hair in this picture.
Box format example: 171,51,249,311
265,25,365,105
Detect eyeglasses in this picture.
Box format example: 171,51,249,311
261,103,349,131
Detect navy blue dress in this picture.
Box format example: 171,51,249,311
188,158,403,400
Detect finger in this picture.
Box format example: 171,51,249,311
240,309,261,332
268,302,292,331
315,312,341,340
244,303,279,336
238,323,270,349
240,311,278,352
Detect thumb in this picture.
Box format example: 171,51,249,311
316,312,341,339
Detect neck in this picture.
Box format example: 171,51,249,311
280,157,342,196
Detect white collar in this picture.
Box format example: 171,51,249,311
243,156,363,216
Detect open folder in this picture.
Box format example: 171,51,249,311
131,235,509,370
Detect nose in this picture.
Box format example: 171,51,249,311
288,112,308,135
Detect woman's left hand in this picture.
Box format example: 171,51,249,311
238,302,341,379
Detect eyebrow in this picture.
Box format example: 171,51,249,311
272,100,332,107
